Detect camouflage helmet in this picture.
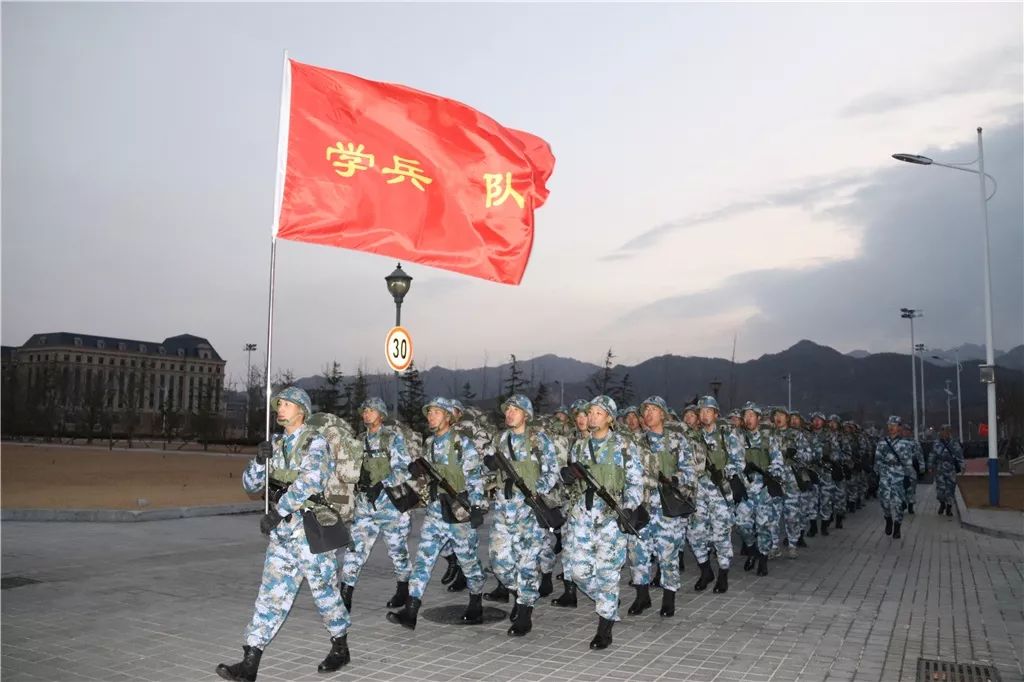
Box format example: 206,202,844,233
450,399,466,415
640,395,670,418
728,409,741,419
569,398,590,415
828,413,842,423
501,394,534,420
682,403,698,415
422,396,456,418
740,401,762,416
588,395,618,419
886,415,903,425
620,405,639,418
696,395,720,412
554,405,569,416
770,405,790,417
668,407,680,421
809,411,826,422
271,386,312,417
360,396,388,418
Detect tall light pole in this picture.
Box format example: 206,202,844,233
781,373,792,412
555,380,565,407
710,378,722,400
894,127,1000,505
385,263,413,418
915,343,927,434
900,308,922,440
244,343,257,438
933,351,964,443
944,379,954,430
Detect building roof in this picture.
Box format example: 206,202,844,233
20,332,224,362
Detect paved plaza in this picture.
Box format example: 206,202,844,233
2,487,1022,682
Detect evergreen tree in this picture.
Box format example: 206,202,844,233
398,362,427,432
610,372,635,406
347,368,369,430
586,348,617,397
503,354,526,401
532,382,551,414
317,362,344,414
460,381,476,403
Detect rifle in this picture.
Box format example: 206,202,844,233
408,456,479,526
657,471,697,517
268,477,335,512
490,433,566,530
743,462,787,499
567,461,648,535
267,478,351,553
705,455,747,503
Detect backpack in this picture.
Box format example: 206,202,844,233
304,412,364,523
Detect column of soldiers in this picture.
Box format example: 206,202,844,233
217,385,956,680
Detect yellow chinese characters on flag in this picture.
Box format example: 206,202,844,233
275,59,555,285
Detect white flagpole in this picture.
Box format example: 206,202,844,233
264,49,292,513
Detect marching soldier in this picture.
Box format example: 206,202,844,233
807,412,836,536
735,402,786,576
826,414,852,529
929,424,964,516
216,387,350,682
560,396,644,650
900,423,926,514
771,406,811,557
550,398,592,608
481,395,560,636
875,416,916,539
339,397,413,613
687,396,744,594
387,398,487,629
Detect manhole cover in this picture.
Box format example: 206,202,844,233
918,658,1001,682
1,577,41,590
420,605,507,625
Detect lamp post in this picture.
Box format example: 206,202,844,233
900,309,922,440
385,263,413,418
709,379,722,400
781,373,792,412
933,352,964,443
915,343,927,434
244,343,257,439
944,379,954,430
893,127,999,505
555,380,565,407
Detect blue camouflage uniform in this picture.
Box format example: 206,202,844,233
904,434,926,508
487,425,560,608
808,420,837,524
929,436,964,507
241,424,349,649
688,423,744,570
735,423,786,557
565,425,644,621
875,425,916,524
340,423,412,588
408,428,486,599
773,420,813,546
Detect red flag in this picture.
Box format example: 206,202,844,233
273,58,555,285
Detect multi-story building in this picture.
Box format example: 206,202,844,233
2,332,225,435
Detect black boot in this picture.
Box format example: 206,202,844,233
945,505,953,517
821,518,830,536
740,542,752,556
483,581,510,602
340,583,354,612
807,520,818,537
712,568,729,593
462,593,483,624
589,616,614,650
447,565,467,592
743,552,757,572
796,534,808,548
539,572,554,598
893,522,902,539
848,501,856,514
386,596,421,630
678,551,685,574
509,591,519,623
553,529,563,555
216,645,262,682
756,553,768,577
507,604,533,637
938,502,946,515
884,517,893,535
552,580,577,608
317,635,350,673
386,580,408,608
627,585,652,615
440,554,459,584
835,514,844,530
694,561,715,591
908,503,915,515
660,589,676,617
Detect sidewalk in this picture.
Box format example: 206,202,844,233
956,486,1024,541
2,486,1022,682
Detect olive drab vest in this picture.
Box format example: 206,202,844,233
584,435,626,497
270,419,352,525
360,428,394,487
704,428,729,472
496,429,542,495
742,429,772,471
427,431,466,494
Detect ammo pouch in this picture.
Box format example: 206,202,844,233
439,491,472,524
384,482,422,513
659,481,696,518
302,509,352,554
831,461,846,482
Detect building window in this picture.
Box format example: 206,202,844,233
118,342,127,351
39,336,47,345
75,355,82,362
74,337,83,347
177,349,185,358
87,356,93,364
98,357,104,365
160,362,165,369
63,354,69,361
140,344,148,353
97,340,106,349
159,346,166,355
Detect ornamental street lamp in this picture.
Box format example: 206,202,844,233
709,379,722,400
385,263,413,417
900,308,922,440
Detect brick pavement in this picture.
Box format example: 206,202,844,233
2,485,1021,682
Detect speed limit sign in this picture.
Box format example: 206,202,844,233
385,326,414,372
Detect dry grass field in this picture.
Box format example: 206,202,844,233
958,474,1024,511
1,443,258,509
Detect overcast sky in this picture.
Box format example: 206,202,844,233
3,2,1022,386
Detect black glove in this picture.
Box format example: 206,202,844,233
483,454,499,471
357,466,372,491
255,441,272,465
784,447,798,460
618,508,636,534
560,465,581,486
743,461,757,477
260,508,283,535
469,506,485,529
408,458,428,478
368,481,384,502
729,475,747,503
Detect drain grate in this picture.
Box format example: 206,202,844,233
1,576,42,590
420,605,507,625
918,658,1001,682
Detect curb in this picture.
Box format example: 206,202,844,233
955,488,1024,541
1,502,264,523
